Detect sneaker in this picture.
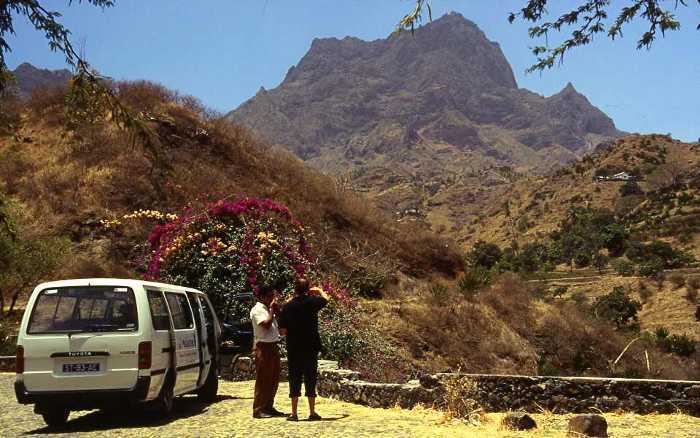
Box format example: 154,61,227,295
266,408,286,417
286,414,298,422
308,413,322,421
253,412,273,419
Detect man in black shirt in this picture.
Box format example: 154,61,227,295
278,278,328,421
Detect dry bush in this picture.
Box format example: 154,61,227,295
114,80,178,112
392,275,539,375
669,272,686,289
25,84,69,126
638,280,652,303
686,279,698,303
479,273,534,337
440,375,484,423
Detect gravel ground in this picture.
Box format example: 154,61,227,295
1,373,698,437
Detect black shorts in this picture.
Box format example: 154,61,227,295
287,352,319,398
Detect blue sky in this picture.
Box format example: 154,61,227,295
6,0,699,141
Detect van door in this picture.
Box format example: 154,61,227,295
145,289,172,400
164,292,199,394
187,293,211,387
21,286,140,392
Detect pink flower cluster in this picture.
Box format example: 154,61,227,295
207,198,300,226
146,198,301,279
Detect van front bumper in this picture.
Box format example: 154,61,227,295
15,376,151,409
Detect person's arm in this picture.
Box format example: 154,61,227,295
253,300,276,329
309,287,329,311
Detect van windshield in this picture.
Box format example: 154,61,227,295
27,286,138,334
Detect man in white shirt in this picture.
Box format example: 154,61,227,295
249,285,284,418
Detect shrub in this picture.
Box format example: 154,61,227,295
593,286,642,329
427,283,451,305
656,332,697,357
592,252,609,273
139,197,373,367
669,273,686,289
638,281,652,303
340,265,386,299
639,258,664,278
440,375,483,424
458,267,491,297
319,302,366,362
627,240,694,269
465,240,502,269
574,251,592,268
551,285,568,299
619,180,643,196
144,198,315,314
679,232,693,244
612,258,635,276
685,279,698,302
570,291,589,308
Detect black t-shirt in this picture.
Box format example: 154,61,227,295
278,294,328,355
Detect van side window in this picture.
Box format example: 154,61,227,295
147,290,170,331
188,293,203,328
199,296,214,325
165,293,193,330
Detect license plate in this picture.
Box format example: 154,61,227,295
62,363,100,373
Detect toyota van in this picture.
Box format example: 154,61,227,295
15,279,221,428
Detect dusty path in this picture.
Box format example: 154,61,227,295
1,374,698,437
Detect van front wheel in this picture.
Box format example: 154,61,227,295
197,367,218,403
41,408,69,428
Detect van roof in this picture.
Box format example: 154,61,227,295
33,278,205,294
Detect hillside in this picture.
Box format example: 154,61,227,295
0,81,462,285
227,12,623,232
466,134,700,254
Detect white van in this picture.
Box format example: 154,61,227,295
14,279,221,428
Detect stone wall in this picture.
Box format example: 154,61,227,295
220,354,289,382
318,368,700,416
221,357,700,416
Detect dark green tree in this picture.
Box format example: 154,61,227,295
465,240,502,269
593,286,642,329
619,180,644,196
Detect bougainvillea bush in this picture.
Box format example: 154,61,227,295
137,197,393,370
145,198,315,316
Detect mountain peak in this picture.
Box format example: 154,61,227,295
283,12,517,90
10,62,72,98
563,82,577,92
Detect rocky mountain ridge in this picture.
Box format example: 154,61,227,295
10,62,72,98
227,13,623,240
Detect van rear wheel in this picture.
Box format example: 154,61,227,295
41,408,69,428
155,379,175,415
197,367,218,403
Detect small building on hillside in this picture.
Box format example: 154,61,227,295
595,171,635,182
